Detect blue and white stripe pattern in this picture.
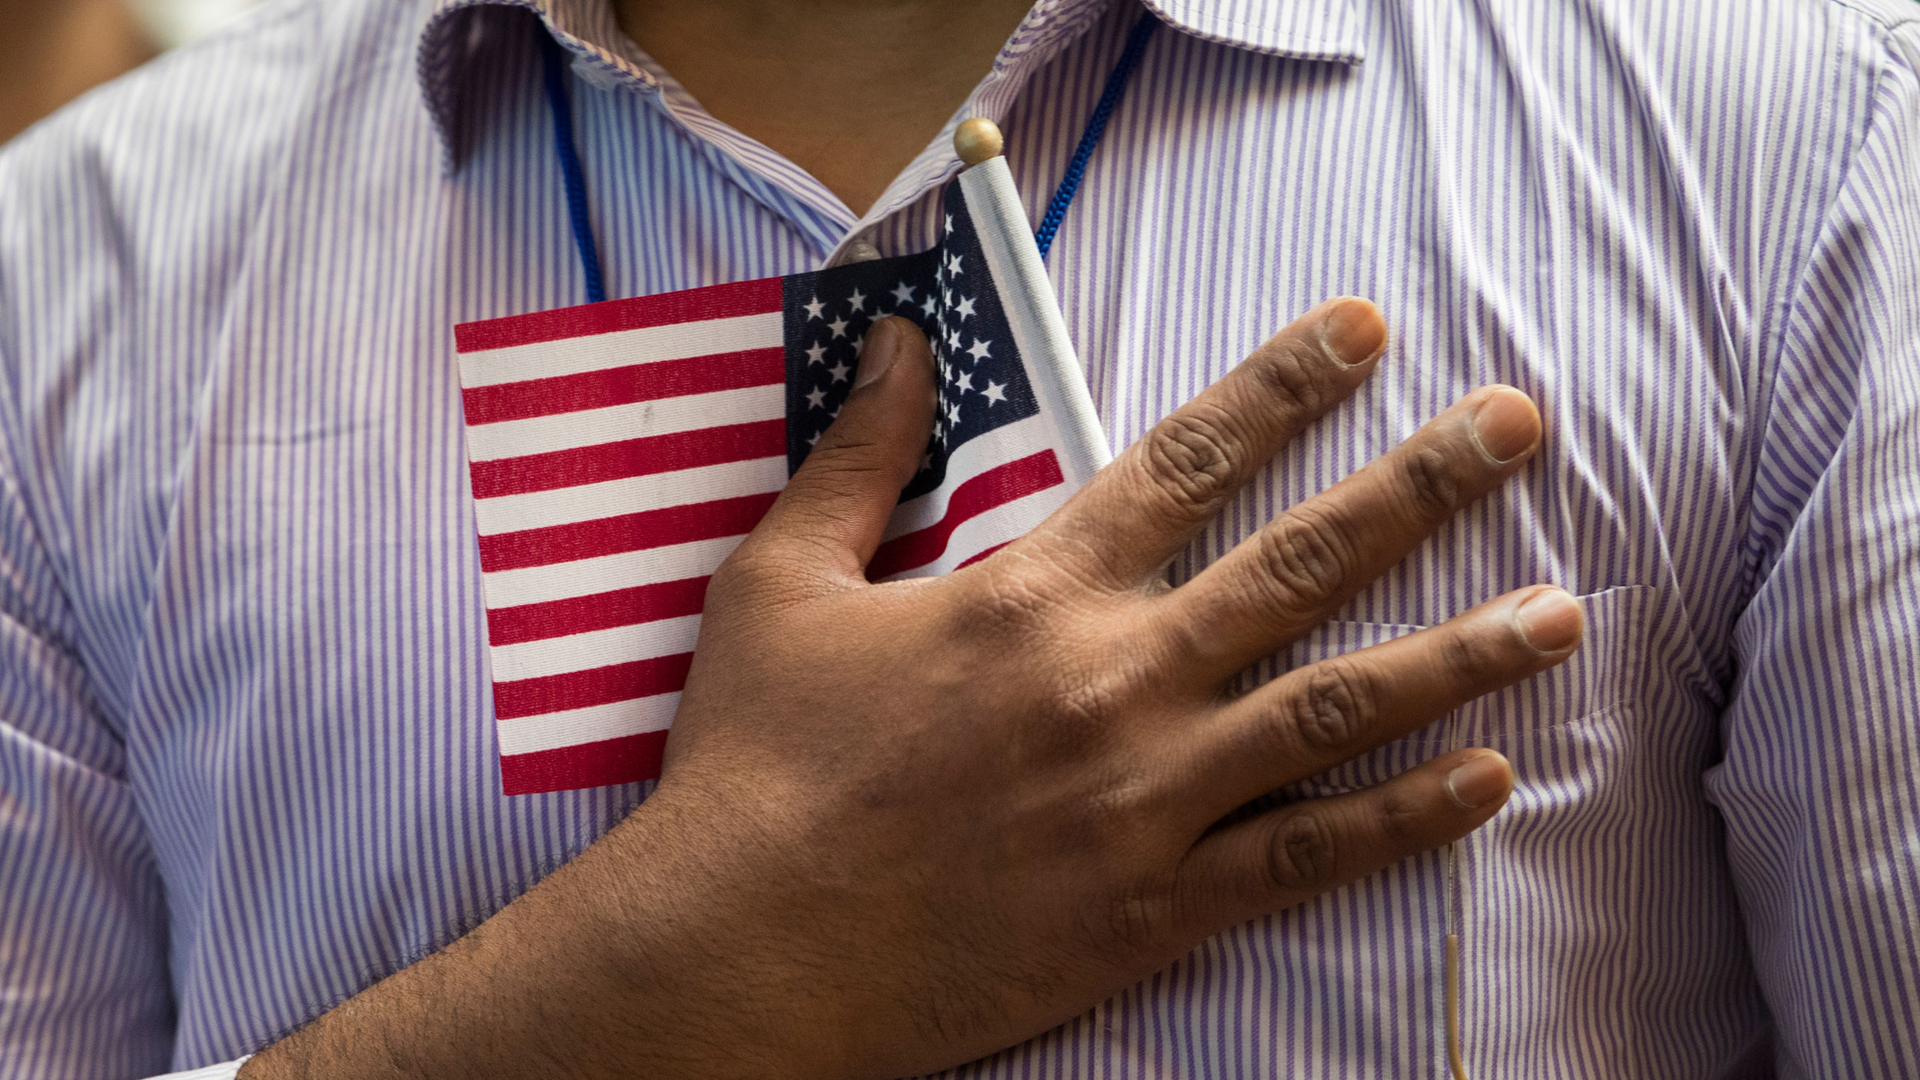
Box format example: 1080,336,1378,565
0,0,1916,1076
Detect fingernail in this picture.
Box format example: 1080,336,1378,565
1470,387,1540,463
1445,752,1513,809
1514,588,1582,653
854,318,903,391
1320,298,1386,367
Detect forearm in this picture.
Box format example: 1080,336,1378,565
238,802,825,1080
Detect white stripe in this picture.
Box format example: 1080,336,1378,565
495,692,681,757
481,533,747,610
882,413,1055,541
488,613,701,684
473,455,786,536
878,480,1070,582
459,312,783,388
465,383,786,462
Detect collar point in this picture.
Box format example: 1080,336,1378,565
1143,0,1366,65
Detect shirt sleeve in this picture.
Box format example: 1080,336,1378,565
0,354,173,1072
1708,19,1920,1080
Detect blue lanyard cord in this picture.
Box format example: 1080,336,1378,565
538,8,1159,300
541,33,608,305
1033,10,1159,261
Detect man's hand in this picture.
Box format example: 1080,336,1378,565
243,300,1577,1080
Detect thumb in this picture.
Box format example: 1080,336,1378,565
746,316,936,581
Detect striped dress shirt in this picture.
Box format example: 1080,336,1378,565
1,0,1917,1076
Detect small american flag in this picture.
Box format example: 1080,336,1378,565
456,166,1105,795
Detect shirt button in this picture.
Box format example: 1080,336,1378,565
842,239,883,264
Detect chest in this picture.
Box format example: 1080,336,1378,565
117,15,1765,788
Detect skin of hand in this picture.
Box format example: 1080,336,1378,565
241,300,1580,1080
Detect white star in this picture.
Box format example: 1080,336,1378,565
954,295,976,320
827,316,849,339
891,282,916,307
805,343,827,365
944,288,955,310
921,294,939,317
803,296,824,320
808,431,821,446
828,360,851,383
944,213,953,235
967,339,992,362
806,387,828,409
981,380,1007,405
947,327,963,352
953,370,973,392
946,252,963,276
948,400,963,425
848,288,867,312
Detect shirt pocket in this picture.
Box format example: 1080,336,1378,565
1259,585,1669,797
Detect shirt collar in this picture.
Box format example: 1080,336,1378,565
416,0,1364,166
1143,0,1365,62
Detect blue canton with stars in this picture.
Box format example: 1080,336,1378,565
782,182,1041,501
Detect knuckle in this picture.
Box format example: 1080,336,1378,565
1250,335,1335,416
797,439,891,488
1397,445,1464,520
1437,623,1508,680
1043,667,1130,747
1374,785,1430,850
1025,655,1155,769
1094,889,1175,954
1138,408,1240,515
707,544,807,609
959,564,1058,638
1294,662,1378,756
1265,811,1341,893
1252,512,1355,611
709,543,769,594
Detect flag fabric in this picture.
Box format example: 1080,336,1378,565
456,168,1105,795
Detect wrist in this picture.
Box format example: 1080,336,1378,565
591,788,855,1080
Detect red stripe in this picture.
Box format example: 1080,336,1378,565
456,277,783,353
478,490,776,572
867,452,1064,580
500,729,668,795
487,575,712,646
463,348,785,426
469,419,785,499
492,652,693,720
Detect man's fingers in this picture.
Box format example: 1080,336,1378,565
1018,298,1388,591
731,317,936,583
1176,586,1580,821
1159,386,1542,683
1172,749,1514,936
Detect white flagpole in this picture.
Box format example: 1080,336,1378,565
953,119,1112,488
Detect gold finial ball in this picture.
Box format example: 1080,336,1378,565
953,118,1005,167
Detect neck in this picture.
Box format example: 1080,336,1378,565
612,0,1035,217
0,0,155,144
